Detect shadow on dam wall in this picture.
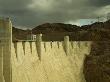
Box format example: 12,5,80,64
84,41,110,82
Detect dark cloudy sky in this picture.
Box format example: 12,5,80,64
0,0,110,29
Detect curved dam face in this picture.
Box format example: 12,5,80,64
11,41,92,82
0,18,92,82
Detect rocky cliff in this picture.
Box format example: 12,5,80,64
84,41,110,82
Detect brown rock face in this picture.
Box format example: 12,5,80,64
84,41,110,82
32,23,79,33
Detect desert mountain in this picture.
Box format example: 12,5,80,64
12,20,110,41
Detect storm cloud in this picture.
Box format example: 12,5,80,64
0,0,110,28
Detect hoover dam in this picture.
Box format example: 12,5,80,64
0,18,99,82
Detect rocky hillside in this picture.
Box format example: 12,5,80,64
84,41,110,82
12,20,110,41
32,23,79,33
12,27,28,40
12,23,80,41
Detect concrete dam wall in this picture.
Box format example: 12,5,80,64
0,18,92,82
11,41,92,82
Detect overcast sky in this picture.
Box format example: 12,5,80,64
0,0,110,29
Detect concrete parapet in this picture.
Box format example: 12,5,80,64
36,34,42,60
64,36,70,55
0,46,3,82
0,18,12,82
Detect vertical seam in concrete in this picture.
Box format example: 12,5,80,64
50,41,52,48
57,41,60,48
78,41,80,48
44,42,46,52
13,42,18,60
29,42,32,53
71,41,73,49
22,41,25,55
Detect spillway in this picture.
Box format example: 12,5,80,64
11,41,92,82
